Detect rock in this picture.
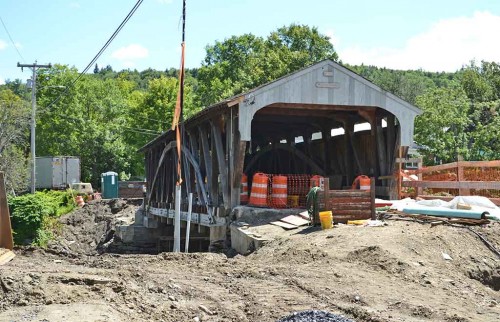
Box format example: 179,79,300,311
193,317,200,322
170,302,180,310
17,299,28,306
22,275,33,284
168,295,176,302
199,304,215,315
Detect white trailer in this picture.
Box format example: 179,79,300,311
35,156,80,190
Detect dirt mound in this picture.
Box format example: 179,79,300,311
345,245,410,274
47,199,139,255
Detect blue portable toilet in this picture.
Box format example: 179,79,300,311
101,171,119,199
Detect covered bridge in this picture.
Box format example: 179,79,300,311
139,60,421,248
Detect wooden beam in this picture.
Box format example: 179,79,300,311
386,115,396,172
211,120,230,210
376,124,387,175
244,143,325,175
402,180,500,189
199,125,213,203
0,172,14,250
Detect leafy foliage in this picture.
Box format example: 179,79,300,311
414,88,470,164
197,24,338,106
0,89,30,193
8,190,75,246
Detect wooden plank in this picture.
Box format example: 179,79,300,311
280,215,310,226
211,120,230,209
331,203,372,210
402,180,500,189
0,172,14,250
330,209,372,216
413,162,458,174
149,207,225,227
458,160,500,168
270,221,298,230
396,158,423,163
0,249,15,266
328,190,371,198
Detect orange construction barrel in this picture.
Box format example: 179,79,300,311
240,174,249,204
352,175,371,191
271,175,288,208
249,173,268,207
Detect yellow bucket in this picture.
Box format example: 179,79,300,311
319,211,333,229
288,195,299,207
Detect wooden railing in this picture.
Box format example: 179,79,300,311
401,160,500,205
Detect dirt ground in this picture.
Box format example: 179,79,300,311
0,200,499,322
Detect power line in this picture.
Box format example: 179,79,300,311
44,0,144,111
0,15,26,63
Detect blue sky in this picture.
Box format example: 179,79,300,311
1,0,500,84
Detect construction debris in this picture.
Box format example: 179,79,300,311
276,310,354,322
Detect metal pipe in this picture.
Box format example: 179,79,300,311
402,206,486,219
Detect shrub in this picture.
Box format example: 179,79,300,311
8,190,76,246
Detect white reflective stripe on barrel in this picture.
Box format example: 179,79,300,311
360,186,370,190
272,194,287,198
250,193,267,198
252,183,267,188
272,184,287,189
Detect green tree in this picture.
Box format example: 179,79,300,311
414,87,470,164
124,75,199,175
197,24,338,106
35,65,133,187
0,89,30,193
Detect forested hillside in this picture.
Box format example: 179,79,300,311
1,24,499,193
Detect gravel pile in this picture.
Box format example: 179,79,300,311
277,310,354,322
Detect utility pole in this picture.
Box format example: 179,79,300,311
17,62,52,193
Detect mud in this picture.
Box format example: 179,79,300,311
0,201,499,322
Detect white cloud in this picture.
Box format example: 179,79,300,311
111,44,149,60
0,40,7,50
324,29,339,47
339,11,500,72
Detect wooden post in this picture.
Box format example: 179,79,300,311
370,177,376,220
173,184,181,252
211,120,230,210
457,155,469,196
0,172,14,250
398,146,402,200
417,158,423,196
185,193,193,253
199,125,213,203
